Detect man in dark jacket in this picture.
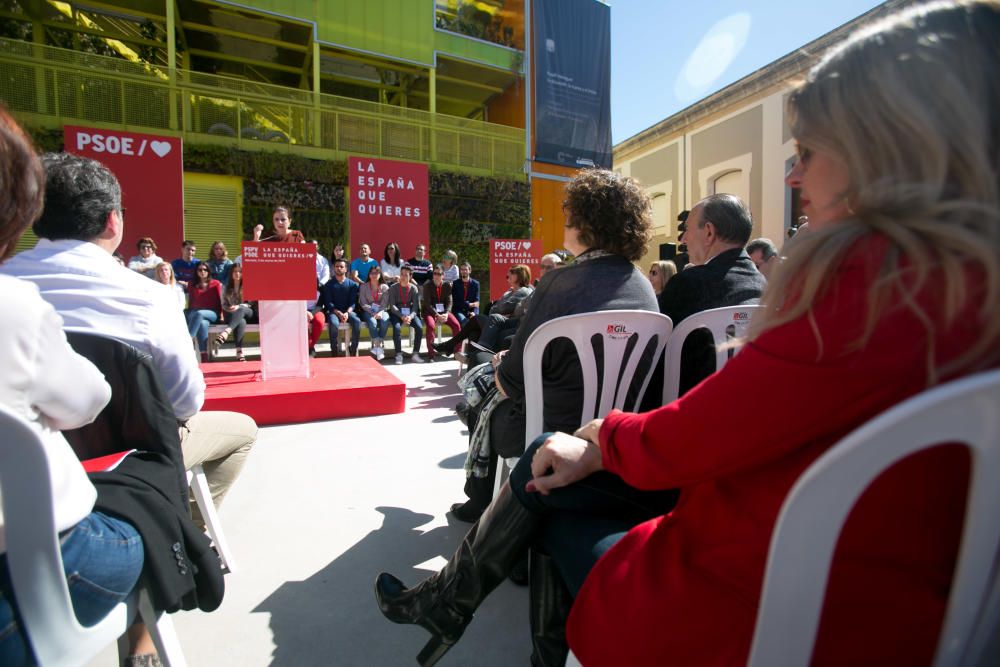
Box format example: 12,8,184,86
657,194,767,398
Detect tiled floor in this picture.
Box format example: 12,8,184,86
89,358,530,667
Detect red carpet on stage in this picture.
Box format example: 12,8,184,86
201,357,406,426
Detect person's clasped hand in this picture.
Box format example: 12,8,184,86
525,418,605,495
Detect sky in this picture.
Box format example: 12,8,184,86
608,0,884,144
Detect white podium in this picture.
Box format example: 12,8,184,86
259,300,310,380
241,241,317,381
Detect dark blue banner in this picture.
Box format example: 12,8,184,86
533,0,612,169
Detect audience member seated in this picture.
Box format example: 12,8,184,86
746,236,780,279
375,4,1000,665
1,152,258,527
126,236,162,278
381,241,402,285
217,262,254,361
171,239,199,288
185,261,223,363
436,170,659,526
318,258,361,356
252,205,305,243
657,194,767,398
206,240,234,286
385,264,424,364
432,265,533,357
422,265,462,362
349,243,378,284
313,239,331,287
646,259,677,297
473,256,564,360
451,261,480,325
155,261,186,310
0,107,157,667
440,249,459,283
360,264,390,360
407,243,433,286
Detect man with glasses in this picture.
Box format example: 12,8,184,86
171,239,198,288
536,253,563,285
406,243,433,286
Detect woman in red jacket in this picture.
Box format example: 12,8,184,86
375,2,1000,665
185,261,223,362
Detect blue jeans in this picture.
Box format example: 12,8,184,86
509,434,678,596
360,311,389,342
185,309,219,352
0,512,144,666
389,313,423,354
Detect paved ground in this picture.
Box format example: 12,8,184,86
89,349,530,667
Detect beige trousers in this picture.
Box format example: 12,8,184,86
179,410,257,507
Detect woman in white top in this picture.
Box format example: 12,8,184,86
0,107,151,667
380,241,402,285
155,261,187,309
359,264,390,360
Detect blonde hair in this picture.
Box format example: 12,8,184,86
649,260,677,292
154,261,175,285
752,0,1000,383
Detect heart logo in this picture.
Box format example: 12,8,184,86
522,241,531,250
150,141,172,158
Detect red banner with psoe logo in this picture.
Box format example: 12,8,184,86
241,242,316,301
65,126,184,261
348,157,429,263
489,239,544,300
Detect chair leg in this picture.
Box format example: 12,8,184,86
138,588,187,667
187,465,237,573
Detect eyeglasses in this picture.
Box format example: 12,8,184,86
139,244,152,249
433,271,443,276
541,263,555,270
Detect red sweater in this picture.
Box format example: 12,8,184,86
569,239,978,666
187,280,223,319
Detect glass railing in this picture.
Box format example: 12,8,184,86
435,0,522,49
0,38,525,177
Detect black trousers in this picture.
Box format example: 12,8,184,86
509,434,678,595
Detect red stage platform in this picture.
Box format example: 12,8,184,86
201,357,406,426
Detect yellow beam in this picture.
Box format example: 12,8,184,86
180,20,309,53
186,48,303,74
435,73,503,94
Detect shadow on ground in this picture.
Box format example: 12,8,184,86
254,506,530,666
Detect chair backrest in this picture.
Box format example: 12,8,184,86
747,369,1000,667
662,304,762,404
0,403,129,667
63,332,188,503
522,310,673,450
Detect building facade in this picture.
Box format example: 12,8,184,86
614,0,912,268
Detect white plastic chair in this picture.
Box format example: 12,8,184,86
493,310,673,496
662,304,762,403
748,369,1000,667
186,464,237,573
0,404,186,667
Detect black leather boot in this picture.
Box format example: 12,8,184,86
374,483,540,666
528,551,572,667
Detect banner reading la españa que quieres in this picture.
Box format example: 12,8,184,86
489,239,544,301
348,157,429,261
65,126,184,258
